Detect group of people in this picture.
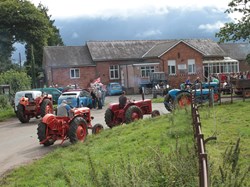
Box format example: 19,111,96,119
90,83,106,110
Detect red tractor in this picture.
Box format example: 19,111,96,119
37,107,104,146
104,99,160,128
15,90,53,123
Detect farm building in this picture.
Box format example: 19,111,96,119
43,39,250,93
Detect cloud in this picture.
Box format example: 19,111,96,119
71,32,79,39
198,21,225,32
135,29,162,38
29,0,230,19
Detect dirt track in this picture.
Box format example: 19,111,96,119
0,94,168,177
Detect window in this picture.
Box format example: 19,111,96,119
70,68,80,78
109,65,119,79
168,60,176,75
140,66,155,77
188,59,196,74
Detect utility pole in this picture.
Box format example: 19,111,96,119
19,52,21,68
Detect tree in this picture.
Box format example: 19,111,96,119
0,0,64,86
0,69,31,99
216,0,250,42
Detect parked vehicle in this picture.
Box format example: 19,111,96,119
106,82,123,96
104,98,160,128
164,82,220,111
37,107,104,146
33,87,62,104
230,77,250,96
139,72,168,97
57,90,92,108
14,90,53,123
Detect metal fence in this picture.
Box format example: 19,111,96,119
191,94,209,187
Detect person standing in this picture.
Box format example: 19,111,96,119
96,88,102,109
101,85,106,107
90,89,97,109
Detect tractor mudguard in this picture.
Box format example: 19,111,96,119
169,89,189,100
41,113,57,124
19,97,29,106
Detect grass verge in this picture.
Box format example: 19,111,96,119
0,107,16,122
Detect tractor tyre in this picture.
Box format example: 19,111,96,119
175,92,192,108
17,104,30,123
68,117,88,144
41,99,53,117
104,108,114,128
151,110,160,118
164,94,174,112
125,105,143,124
92,123,104,134
37,122,54,146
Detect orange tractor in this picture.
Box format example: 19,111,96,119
15,90,53,123
104,98,160,128
37,107,104,146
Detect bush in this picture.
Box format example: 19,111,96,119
0,95,10,109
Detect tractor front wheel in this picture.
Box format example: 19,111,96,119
41,99,53,117
151,110,160,118
92,123,104,134
104,108,115,128
37,122,54,146
175,92,192,108
125,105,143,124
68,117,88,143
17,104,30,123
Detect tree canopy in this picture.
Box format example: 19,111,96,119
216,0,250,43
0,0,63,87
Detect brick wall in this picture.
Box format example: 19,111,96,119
50,67,97,88
160,42,204,88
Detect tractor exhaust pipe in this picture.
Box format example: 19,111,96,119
142,87,145,100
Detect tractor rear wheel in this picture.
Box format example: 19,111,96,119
125,105,143,124
17,104,30,123
92,123,104,134
68,117,88,143
41,99,53,117
151,110,160,118
104,108,115,128
175,92,192,108
37,122,54,146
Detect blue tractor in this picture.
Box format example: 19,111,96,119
164,82,220,112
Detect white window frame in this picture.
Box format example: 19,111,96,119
188,59,196,74
168,60,176,75
109,65,120,79
140,66,155,78
70,68,80,79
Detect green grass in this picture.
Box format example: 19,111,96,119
0,107,16,122
0,101,249,186
0,110,198,187
199,100,250,186
151,96,164,103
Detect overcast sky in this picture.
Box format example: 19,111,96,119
13,0,236,62
30,0,231,19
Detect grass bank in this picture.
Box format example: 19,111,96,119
0,101,249,186
0,109,198,186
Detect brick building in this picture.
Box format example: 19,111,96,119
43,39,250,93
